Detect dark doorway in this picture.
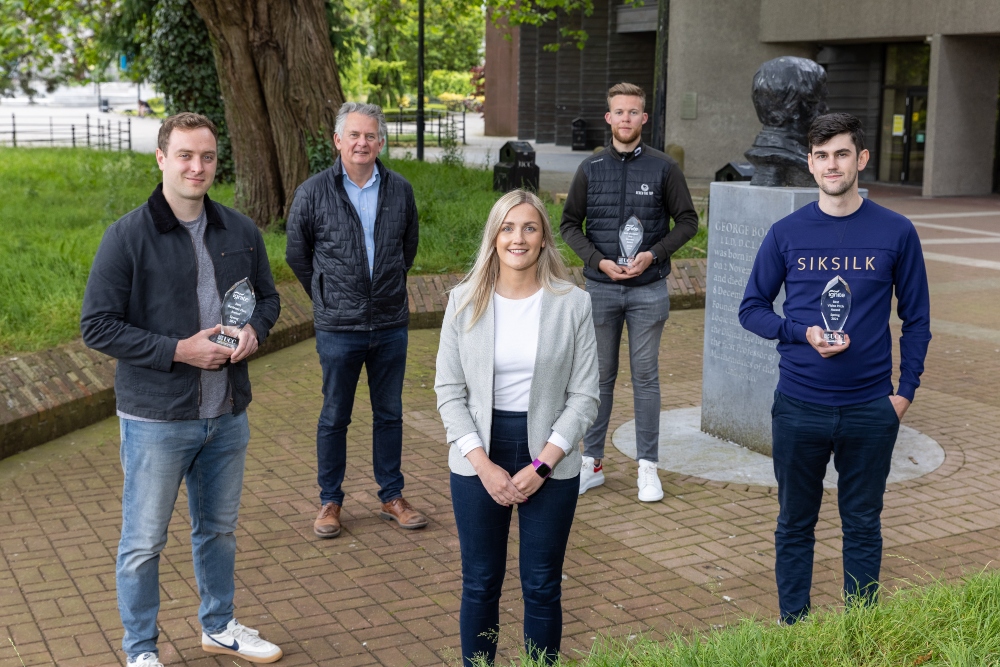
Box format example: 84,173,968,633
901,88,928,183
878,42,930,184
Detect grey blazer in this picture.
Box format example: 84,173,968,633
435,282,600,480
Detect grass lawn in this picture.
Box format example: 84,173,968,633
486,570,1000,667
0,147,706,355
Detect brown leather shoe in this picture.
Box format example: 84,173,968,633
379,497,428,530
314,502,342,538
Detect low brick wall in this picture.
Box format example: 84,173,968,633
0,259,706,461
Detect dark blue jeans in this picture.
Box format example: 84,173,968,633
451,410,579,666
771,390,900,623
315,326,407,505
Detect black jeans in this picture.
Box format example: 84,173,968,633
451,410,579,665
771,390,900,623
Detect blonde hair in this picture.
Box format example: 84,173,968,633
454,189,572,327
607,82,646,111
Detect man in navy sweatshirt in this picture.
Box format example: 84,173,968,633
739,112,931,623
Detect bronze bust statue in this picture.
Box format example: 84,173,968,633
745,57,828,187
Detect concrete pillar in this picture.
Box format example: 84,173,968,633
924,35,1000,197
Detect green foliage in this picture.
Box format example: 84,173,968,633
486,0,595,50
0,147,281,355
0,146,703,353
426,69,474,99
97,0,156,84
437,121,464,167
485,0,645,51
396,0,484,82
326,0,368,100
366,58,407,108
383,156,579,275
481,570,1000,667
0,0,115,97
147,0,233,182
94,0,233,181
305,130,336,175
334,0,483,103
362,0,407,107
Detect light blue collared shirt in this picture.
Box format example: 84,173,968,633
343,170,380,278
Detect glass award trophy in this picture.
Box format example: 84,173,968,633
820,275,852,345
618,215,643,266
210,278,256,349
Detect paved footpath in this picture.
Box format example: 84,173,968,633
1,186,999,666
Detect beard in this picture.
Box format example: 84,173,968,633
612,124,642,145
819,169,857,197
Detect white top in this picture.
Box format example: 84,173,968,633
455,289,572,457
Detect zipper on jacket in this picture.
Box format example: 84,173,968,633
337,173,376,330
619,151,629,234
369,181,388,331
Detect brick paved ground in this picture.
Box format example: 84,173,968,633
1,190,998,666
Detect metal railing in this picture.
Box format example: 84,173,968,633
0,114,132,151
384,109,467,146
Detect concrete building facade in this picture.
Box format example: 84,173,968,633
485,0,1000,196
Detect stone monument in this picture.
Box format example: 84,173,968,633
701,56,861,456
745,57,828,188
611,57,942,484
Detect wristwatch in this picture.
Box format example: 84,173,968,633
532,458,553,479
649,249,660,264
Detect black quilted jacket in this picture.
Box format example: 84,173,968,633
285,158,419,332
560,143,698,287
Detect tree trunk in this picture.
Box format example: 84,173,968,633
189,0,344,227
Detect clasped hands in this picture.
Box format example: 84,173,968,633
468,446,560,507
599,253,654,281
173,323,259,369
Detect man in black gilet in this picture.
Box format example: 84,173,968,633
561,83,698,502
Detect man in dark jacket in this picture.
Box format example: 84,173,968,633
286,102,426,538
561,83,699,503
81,113,282,667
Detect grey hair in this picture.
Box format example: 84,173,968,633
335,102,388,143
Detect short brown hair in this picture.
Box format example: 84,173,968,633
607,82,646,111
157,112,219,153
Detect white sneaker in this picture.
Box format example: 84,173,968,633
128,653,163,667
579,456,605,495
202,619,283,663
637,459,664,502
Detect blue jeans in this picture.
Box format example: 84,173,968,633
451,410,579,666
117,412,250,659
771,391,900,623
583,279,670,462
316,326,407,505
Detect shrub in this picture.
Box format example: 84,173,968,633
426,69,474,99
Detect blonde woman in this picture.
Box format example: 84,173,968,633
435,189,600,665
